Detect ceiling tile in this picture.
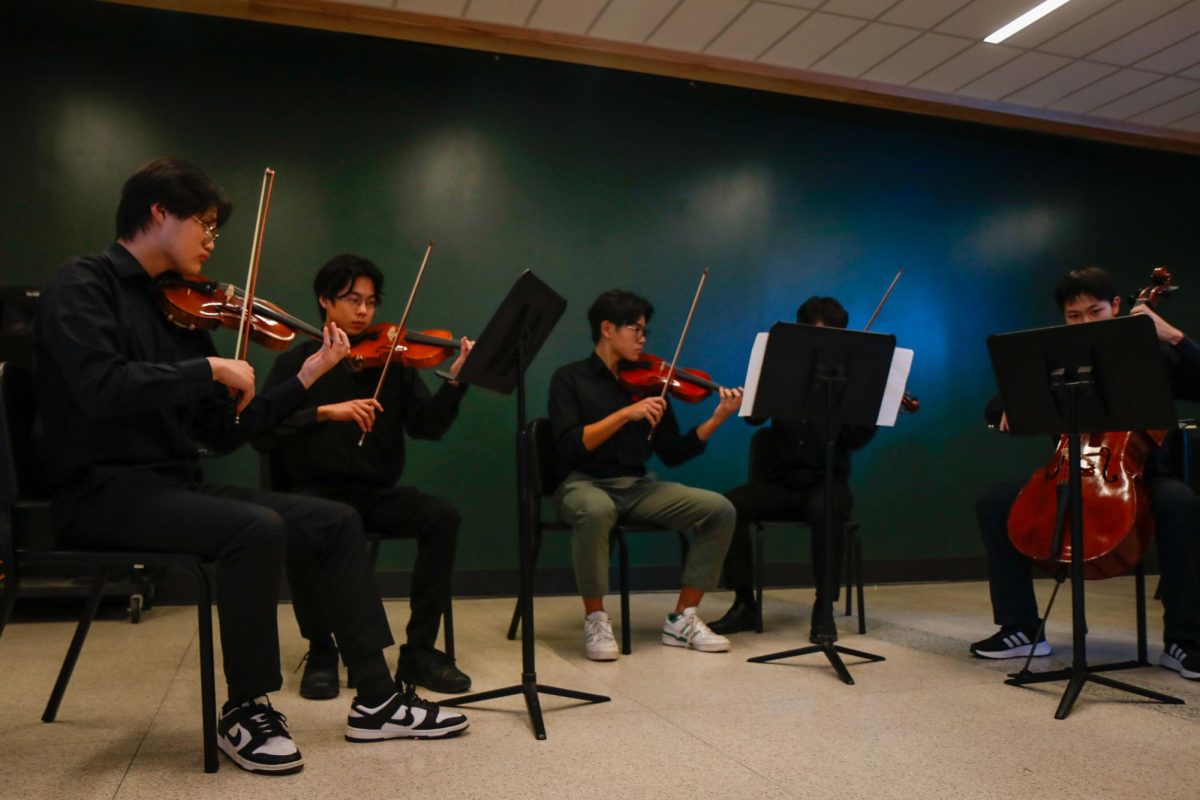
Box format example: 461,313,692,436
1048,68,1161,112
1170,110,1200,129
1184,63,1200,78
1039,0,1189,58
392,0,464,14
759,12,866,68
1002,59,1119,106
465,0,538,25
820,0,901,18
881,0,973,29
648,0,750,52
957,51,1073,100
1003,0,1119,49
1130,86,1200,124
1087,1,1200,66
909,42,1021,92
935,0,1040,40
861,32,975,84
1089,76,1200,118
1135,30,1200,74
811,23,922,77
589,0,680,43
706,3,810,59
528,0,609,35
758,0,822,7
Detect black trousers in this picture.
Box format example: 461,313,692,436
977,475,1200,641
724,478,853,602
58,470,394,703
292,484,459,653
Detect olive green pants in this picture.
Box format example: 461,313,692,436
555,472,736,600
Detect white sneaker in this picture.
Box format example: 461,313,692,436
584,611,619,661
662,607,730,652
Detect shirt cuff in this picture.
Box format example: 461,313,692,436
178,357,214,385
1174,336,1200,367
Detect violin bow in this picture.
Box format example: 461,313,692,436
649,268,709,440
358,240,435,447
232,167,276,423
864,268,902,333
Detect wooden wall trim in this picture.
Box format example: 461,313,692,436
101,0,1200,156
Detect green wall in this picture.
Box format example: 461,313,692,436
5,1,1199,589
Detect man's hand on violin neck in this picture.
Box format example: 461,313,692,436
208,357,256,414
625,396,666,427
298,322,352,388
319,398,383,433
712,387,743,422
1130,304,1185,345
448,337,475,384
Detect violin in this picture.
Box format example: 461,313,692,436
348,324,461,370
1006,267,1176,579
618,352,722,403
157,272,323,351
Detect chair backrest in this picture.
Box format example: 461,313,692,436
0,362,49,505
748,426,774,484
527,417,565,499
259,449,292,493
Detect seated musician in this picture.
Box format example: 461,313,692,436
972,266,1200,681
709,297,877,639
254,254,473,696
548,289,743,660
32,159,467,777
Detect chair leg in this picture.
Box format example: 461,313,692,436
617,531,631,655
43,570,108,723
844,526,854,619
507,529,542,640
443,586,456,663
187,563,220,774
753,523,764,634
854,526,866,635
1135,560,1148,666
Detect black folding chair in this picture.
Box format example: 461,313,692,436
505,416,687,655
0,362,220,773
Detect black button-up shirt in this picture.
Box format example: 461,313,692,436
548,352,706,479
253,339,465,492
32,242,307,528
747,417,877,488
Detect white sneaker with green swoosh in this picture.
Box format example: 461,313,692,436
661,607,730,652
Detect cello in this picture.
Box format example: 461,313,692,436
1006,267,1178,580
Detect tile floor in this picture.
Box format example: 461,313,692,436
1,578,1197,799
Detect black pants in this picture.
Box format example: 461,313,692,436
977,475,1200,641
59,470,393,703
724,479,853,603
292,484,459,653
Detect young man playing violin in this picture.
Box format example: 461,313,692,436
709,297,877,640
973,266,1200,680
549,289,743,660
255,254,473,695
32,159,467,777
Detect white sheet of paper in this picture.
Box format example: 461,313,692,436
739,332,770,417
876,347,913,427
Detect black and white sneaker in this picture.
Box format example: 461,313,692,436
1161,641,1200,680
345,683,469,742
970,624,1051,659
217,696,303,775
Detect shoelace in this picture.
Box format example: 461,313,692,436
399,682,440,713
242,702,290,740
585,617,613,643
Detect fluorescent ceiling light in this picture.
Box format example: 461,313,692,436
984,0,1074,44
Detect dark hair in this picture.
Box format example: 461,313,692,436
313,254,385,320
115,157,232,239
796,296,849,329
1054,267,1118,310
587,290,654,343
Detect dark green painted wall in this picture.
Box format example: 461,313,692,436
5,1,1199,586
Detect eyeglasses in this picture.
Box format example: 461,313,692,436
192,216,219,244
334,292,378,310
622,323,649,340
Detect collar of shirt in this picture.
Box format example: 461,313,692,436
103,241,154,282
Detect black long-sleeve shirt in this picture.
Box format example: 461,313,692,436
747,416,877,488
32,242,307,528
253,339,465,491
548,352,706,479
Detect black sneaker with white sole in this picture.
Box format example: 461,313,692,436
345,683,469,742
1161,640,1200,679
217,697,303,775
970,624,1051,659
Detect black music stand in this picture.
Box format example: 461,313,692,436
745,322,892,684
438,270,610,738
988,314,1183,718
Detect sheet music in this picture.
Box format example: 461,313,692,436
876,347,913,427
739,332,770,417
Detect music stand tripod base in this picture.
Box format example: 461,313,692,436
748,639,885,685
